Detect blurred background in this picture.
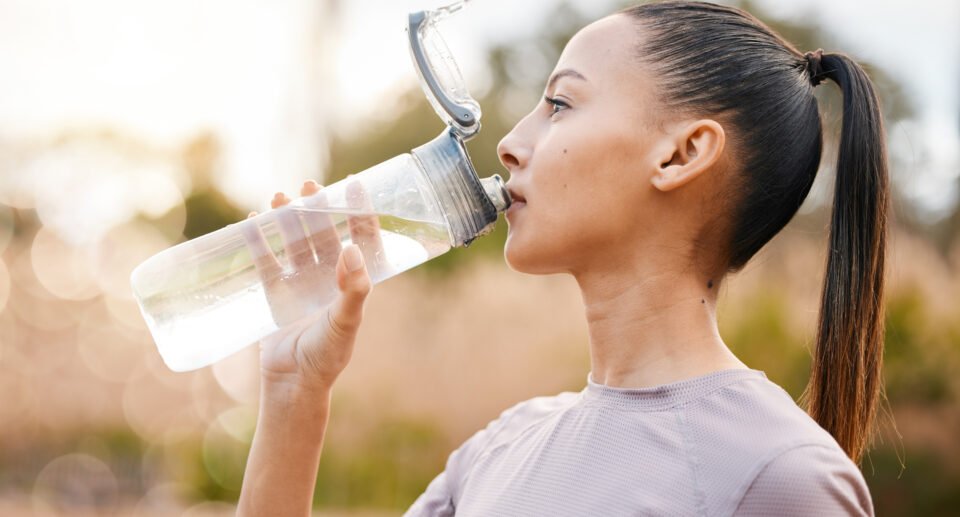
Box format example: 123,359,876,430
0,0,958,515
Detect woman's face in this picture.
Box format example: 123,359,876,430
498,15,668,276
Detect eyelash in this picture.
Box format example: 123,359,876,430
544,96,570,117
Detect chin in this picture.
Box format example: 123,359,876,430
503,236,562,275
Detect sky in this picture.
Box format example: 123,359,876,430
0,0,957,220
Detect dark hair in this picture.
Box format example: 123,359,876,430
622,1,889,462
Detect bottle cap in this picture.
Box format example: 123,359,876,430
408,1,481,139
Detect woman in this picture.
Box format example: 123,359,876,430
238,1,886,515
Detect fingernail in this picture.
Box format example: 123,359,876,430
344,245,364,272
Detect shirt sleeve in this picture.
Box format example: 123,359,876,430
403,401,531,517
735,444,875,516
403,470,456,517
404,392,579,517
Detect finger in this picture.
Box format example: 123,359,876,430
300,179,321,197
271,192,290,209
270,192,315,270
239,214,282,282
345,180,385,268
294,244,371,381
331,244,372,335
299,181,342,270
276,208,315,271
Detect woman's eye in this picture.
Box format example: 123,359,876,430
544,96,570,117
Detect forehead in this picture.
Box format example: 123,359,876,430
553,15,646,94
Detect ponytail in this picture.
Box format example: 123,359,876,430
801,52,890,463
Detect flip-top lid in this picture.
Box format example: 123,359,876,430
408,1,481,139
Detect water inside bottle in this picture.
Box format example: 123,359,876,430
132,207,451,371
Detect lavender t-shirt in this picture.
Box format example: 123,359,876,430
405,369,873,516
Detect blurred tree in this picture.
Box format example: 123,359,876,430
179,132,245,240
933,78,960,253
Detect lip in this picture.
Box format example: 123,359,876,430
505,200,525,219
506,185,526,204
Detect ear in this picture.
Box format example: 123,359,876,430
650,119,726,192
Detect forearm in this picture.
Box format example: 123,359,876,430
238,382,332,517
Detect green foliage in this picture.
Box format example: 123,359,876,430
182,189,246,240
865,446,960,516
884,289,956,405
313,418,448,510
719,291,812,398
197,438,249,502
0,427,148,494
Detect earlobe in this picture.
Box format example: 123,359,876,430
650,119,726,192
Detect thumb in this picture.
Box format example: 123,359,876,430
329,244,373,334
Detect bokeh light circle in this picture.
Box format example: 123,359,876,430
215,406,256,442
122,373,198,441
132,482,192,517
0,315,34,426
201,418,248,494
94,220,172,300
76,301,148,383
32,453,119,514
211,344,260,404
30,227,100,300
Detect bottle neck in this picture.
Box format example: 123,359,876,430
412,129,508,247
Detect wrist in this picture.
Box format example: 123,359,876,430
259,377,333,426
260,367,336,399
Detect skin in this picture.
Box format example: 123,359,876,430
238,13,748,516
238,180,376,515
498,15,747,387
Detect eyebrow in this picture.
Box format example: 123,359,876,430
546,68,588,91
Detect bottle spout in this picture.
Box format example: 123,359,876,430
480,174,512,213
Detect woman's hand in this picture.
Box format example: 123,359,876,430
241,179,379,392
238,179,382,516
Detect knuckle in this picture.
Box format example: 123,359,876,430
326,304,358,341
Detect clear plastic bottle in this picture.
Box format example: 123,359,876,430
132,2,504,371
131,130,510,371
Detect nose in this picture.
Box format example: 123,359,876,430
497,119,533,176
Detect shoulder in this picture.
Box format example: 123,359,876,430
688,373,841,451
404,390,581,516
734,444,874,516
492,391,582,430
682,374,873,515
455,391,582,470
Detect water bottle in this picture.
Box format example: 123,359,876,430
130,1,509,372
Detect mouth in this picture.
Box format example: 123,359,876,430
506,186,526,205
505,200,525,219
505,187,526,218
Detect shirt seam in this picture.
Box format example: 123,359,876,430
582,375,767,413
675,405,709,517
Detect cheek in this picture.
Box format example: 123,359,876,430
503,202,601,274
505,121,646,271
537,118,640,191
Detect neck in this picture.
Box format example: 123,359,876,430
573,260,747,388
